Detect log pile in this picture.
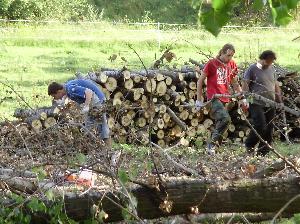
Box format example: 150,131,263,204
276,69,300,138
2,64,298,149
77,68,247,147
77,64,299,146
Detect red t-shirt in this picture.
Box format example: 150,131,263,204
203,58,238,103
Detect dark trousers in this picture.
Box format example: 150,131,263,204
245,104,275,155
210,99,231,145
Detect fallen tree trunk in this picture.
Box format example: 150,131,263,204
61,176,300,222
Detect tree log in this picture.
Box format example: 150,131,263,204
60,176,300,222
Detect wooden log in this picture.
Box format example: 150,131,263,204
113,92,124,106
136,117,147,128
197,124,206,136
228,124,236,133
156,130,165,139
99,86,110,100
187,127,197,137
189,81,197,90
171,125,184,137
121,115,131,127
156,73,165,82
105,77,118,92
107,117,115,129
203,119,213,129
124,78,134,90
165,76,173,86
157,139,166,147
4,176,300,222
156,81,167,96
163,113,171,123
26,117,42,132
43,117,57,128
14,107,59,119
190,118,199,127
179,110,189,121
157,118,165,129
145,78,157,93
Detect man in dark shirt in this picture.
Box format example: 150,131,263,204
48,79,110,145
242,50,283,156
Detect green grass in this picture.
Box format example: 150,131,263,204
1,22,300,119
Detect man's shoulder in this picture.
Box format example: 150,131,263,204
204,58,219,69
247,63,258,71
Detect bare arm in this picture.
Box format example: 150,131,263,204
275,81,283,103
231,76,243,94
197,71,207,102
84,89,93,107
241,79,250,92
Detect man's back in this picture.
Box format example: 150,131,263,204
65,79,105,104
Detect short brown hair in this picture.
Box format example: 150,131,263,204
48,82,63,95
259,50,276,60
218,43,235,57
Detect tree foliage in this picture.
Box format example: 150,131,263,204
199,0,300,36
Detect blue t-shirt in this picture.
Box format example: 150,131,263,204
65,79,105,104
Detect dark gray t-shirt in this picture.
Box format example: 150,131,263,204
243,63,277,106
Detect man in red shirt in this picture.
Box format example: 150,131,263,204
196,43,247,155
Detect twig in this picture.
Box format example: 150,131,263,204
104,194,146,223
271,194,300,224
0,81,33,110
151,142,203,178
226,213,236,224
7,120,33,161
243,114,300,176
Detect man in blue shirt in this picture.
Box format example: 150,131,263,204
48,79,110,146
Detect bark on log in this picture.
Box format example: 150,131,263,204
61,176,300,222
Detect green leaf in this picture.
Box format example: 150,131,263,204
45,189,55,201
200,8,230,36
11,193,24,203
32,167,47,180
274,5,293,25
293,213,300,223
118,169,129,184
253,0,264,10
27,198,46,212
212,0,226,10
286,0,299,9
76,153,87,164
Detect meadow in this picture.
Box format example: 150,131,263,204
0,21,300,120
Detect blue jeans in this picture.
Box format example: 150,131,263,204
86,112,110,140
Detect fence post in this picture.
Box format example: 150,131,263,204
157,22,161,50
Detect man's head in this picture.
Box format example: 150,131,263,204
259,50,276,68
218,43,235,63
48,82,66,100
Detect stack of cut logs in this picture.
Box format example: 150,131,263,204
2,64,299,148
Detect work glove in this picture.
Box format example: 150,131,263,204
239,98,249,113
195,100,204,111
81,105,90,114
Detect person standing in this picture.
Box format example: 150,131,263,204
195,43,247,155
48,79,111,147
242,50,282,156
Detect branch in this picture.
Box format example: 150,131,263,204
151,142,203,178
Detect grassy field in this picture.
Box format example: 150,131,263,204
1,21,300,120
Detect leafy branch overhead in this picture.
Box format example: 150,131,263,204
199,0,300,36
